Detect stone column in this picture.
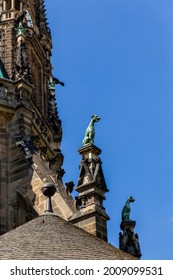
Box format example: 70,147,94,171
11,0,15,9
20,1,23,11
3,0,7,10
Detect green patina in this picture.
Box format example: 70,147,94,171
49,76,56,91
16,22,26,37
0,69,4,78
121,196,135,221
0,60,9,79
82,114,100,146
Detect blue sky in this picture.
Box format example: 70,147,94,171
45,0,173,259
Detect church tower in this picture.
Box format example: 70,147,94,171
0,0,75,235
0,0,111,245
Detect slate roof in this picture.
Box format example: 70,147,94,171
0,213,136,260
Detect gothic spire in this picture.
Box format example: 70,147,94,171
35,0,51,39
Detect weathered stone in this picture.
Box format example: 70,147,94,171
0,1,75,235
70,144,109,241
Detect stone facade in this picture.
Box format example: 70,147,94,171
0,0,75,235
0,0,109,241
0,0,111,244
0,2,142,259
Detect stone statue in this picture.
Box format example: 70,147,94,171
82,114,100,146
121,196,135,221
65,181,74,196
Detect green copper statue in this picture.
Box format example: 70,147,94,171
82,114,100,146
16,11,27,37
121,196,135,221
49,76,56,91
49,76,65,91
16,22,26,37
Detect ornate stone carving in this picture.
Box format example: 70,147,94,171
0,111,13,121
56,168,65,180
119,198,142,259
13,40,32,84
65,181,74,196
0,86,8,100
119,221,142,259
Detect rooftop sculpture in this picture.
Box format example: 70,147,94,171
82,114,100,146
120,196,142,259
121,196,135,221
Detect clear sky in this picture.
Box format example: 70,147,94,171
45,0,173,260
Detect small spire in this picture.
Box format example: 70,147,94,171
70,143,109,241
41,183,56,213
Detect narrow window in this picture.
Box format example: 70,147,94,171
6,0,11,10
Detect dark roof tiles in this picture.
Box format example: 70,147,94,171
0,214,136,260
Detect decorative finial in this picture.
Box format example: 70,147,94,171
82,114,100,146
121,196,135,221
41,183,56,213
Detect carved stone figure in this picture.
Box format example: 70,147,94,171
16,11,27,24
49,76,64,91
121,196,135,221
65,181,74,196
82,114,100,146
119,223,142,259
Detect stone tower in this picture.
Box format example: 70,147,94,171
0,0,75,235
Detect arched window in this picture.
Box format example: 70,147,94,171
6,0,11,10
15,0,20,10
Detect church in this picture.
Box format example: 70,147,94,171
0,0,141,259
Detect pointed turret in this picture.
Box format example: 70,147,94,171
70,116,109,241
36,0,51,39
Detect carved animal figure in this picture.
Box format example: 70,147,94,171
82,114,100,146
121,196,135,221
49,76,64,90
65,181,74,196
